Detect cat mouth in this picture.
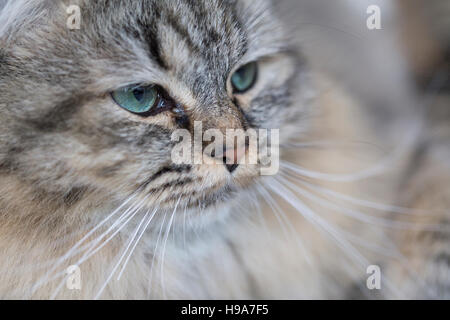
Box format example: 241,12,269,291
181,170,259,209
155,181,240,210
140,162,259,210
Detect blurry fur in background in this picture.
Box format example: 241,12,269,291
0,0,448,299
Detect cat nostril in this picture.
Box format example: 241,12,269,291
225,163,239,173
221,146,246,174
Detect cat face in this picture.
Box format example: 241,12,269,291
0,0,311,215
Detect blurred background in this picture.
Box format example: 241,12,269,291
273,0,450,200
272,1,449,298
278,0,449,143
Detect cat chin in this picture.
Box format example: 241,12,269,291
185,203,234,225
153,173,257,210
173,184,250,223
184,185,240,211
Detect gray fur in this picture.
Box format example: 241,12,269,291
0,0,448,299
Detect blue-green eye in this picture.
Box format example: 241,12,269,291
231,62,258,93
111,85,159,115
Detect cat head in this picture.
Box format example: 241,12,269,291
0,0,312,219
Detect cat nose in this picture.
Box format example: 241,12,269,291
222,146,246,173
208,145,246,173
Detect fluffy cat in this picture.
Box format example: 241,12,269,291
0,0,448,299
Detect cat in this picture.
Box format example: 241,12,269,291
0,0,448,299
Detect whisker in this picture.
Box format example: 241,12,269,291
31,191,139,296
281,160,389,183
279,172,443,231
256,182,313,265
276,176,440,298
279,118,422,183
255,183,290,239
282,139,385,151
248,189,271,237
48,196,148,299
147,211,168,298
94,206,153,299
183,204,187,249
160,197,181,299
72,196,149,265
296,177,447,216
267,178,405,298
116,207,159,281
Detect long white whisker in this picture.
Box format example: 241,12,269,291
255,184,289,238
248,189,270,236
280,160,387,183
279,172,442,231
296,177,445,216
183,204,187,249
147,211,168,298
77,199,146,264
257,182,313,265
94,205,152,300
117,207,159,281
160,197,181,299
294,182,441,297
48,196,148,299
267,178,405,298
72,196,148,266
282,139,390,156
31,192,139,296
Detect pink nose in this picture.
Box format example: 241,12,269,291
223,146,246,165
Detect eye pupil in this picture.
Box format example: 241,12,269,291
133,88,145,101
